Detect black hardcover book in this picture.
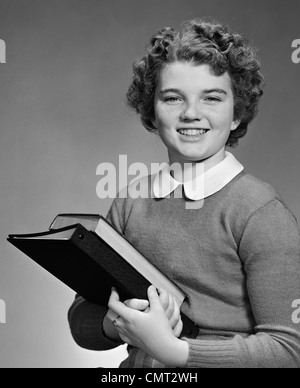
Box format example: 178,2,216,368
8,216,198,339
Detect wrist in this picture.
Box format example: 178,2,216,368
163,338,189,368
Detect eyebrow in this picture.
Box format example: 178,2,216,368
160,88,228,95
160,88,182,95
203,88,228,95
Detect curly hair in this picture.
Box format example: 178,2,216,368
126,19,265,147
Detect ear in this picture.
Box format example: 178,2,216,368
231,119,240,131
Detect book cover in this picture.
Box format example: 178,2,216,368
7,218,198,338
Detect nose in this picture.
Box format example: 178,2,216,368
181,101,202,121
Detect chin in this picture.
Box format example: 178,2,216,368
177,153,209,163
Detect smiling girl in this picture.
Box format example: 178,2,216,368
68,19,300,368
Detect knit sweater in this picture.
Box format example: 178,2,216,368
68,171,300,368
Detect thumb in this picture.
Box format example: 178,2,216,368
124,299,150,311
108,287,120,310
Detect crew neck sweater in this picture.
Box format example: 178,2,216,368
68,171,300,368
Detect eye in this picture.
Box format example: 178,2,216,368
204,96,222,103
164,96,182,104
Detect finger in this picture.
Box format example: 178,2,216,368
107,288,120,320
108,288,131,319
106,309,120,323
165,294,175,320
169,297,181,328
173,318,183,338
158,289,169,310
124,299,149,311
112,319,133,345
147,285,163,312
109,287,120,304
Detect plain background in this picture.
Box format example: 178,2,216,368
0,0,299,368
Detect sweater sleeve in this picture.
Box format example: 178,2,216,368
183,199,300,368
67,197,126,351
68,294,123,350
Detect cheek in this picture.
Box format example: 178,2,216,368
155,103,180,125
212,107,235,130
155,114,173,133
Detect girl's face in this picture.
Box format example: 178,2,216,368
153,62,239,168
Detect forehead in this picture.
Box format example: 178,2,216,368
157,62,232,92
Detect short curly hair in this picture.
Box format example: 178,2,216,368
126,19,265,147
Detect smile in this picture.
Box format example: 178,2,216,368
177,128,209,136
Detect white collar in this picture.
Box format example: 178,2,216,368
153,152,244,201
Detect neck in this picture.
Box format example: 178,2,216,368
168,148,227,183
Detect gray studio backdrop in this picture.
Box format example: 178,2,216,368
0,0,299,368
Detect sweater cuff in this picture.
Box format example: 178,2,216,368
182,337,239,368
69,297,123,350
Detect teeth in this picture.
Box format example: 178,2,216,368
178,129,208,136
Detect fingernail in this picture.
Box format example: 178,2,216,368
148,285,156,293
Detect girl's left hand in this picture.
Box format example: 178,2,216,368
108,285,189,367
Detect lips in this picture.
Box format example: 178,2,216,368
177,128,210,136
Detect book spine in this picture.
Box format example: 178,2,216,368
72,227,153,302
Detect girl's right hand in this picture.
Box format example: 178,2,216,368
103,289,183,341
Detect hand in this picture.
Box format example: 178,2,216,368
155,289,183,338
104,288,183,341
103,297,149,342
108,286,189,367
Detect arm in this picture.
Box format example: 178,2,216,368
68,291,183,352
184,199,300,368
67,294,151,350
68,294,123,351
